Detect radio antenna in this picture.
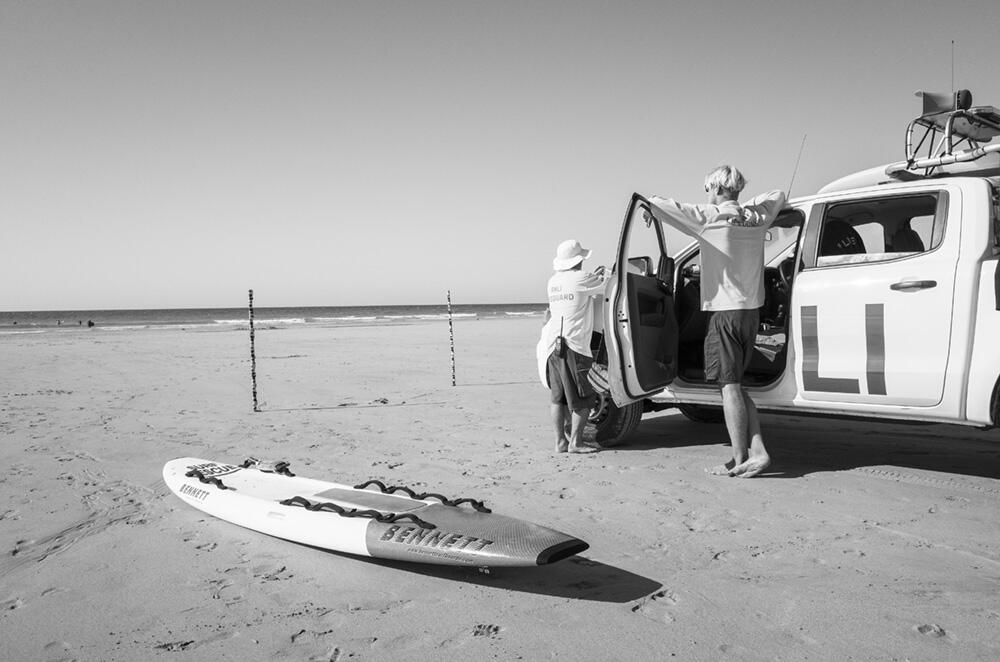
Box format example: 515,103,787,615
951,40,955,93
787,133,807,198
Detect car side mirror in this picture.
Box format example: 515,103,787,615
627,256,654,276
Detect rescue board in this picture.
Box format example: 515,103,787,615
163,457,588,567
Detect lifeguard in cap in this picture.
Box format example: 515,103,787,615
536,239,608,454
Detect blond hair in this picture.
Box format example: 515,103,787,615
704,165,746,199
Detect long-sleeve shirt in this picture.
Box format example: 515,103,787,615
648,190,787,311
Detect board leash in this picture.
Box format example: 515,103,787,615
279,496,437,529
239,460,491,513
185,469,235,490
354,479,491,513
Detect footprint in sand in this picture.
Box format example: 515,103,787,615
556,487,578,500
2,596,25,611
436,623,503,649
253,562,293,582
630,590,680,624
286,629,348,662
41,587,70,598
43,640,75,661
916,623,947,637
472,624,502,638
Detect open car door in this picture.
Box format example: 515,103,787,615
606,193,679,406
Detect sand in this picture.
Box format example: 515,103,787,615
2,316,1000,661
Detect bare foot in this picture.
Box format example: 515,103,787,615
555,442,568,453
706,458,737,476
732,455,771,478
568,444,598,454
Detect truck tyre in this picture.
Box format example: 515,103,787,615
587,393,643,447
991,377,1000,427
677,403,725,424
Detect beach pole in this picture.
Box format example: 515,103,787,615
447,290,456,386
248,289,261,412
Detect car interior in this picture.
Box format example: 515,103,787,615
815,195,939,267
673,209,805,386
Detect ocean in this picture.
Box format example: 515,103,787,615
0,304,547,335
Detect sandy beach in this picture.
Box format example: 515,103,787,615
2,316,1000,661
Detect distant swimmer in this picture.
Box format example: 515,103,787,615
87,320,95,328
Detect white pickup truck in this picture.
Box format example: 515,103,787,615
590,91,1000,446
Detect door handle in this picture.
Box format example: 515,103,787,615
890,279,937,291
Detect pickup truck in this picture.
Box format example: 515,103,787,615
589,91,1000,446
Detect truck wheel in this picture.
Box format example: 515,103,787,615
991,377,1000,427
677,404,725,424
587,393,643,447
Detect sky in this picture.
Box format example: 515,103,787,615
3,0,999,311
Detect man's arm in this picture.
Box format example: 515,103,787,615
741,190,787,227
576,270,608,297
647,196,712,238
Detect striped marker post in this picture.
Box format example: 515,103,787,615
447,290,456,386
249,289,260,412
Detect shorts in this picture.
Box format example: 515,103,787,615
546,348,596,410
704,309,759,386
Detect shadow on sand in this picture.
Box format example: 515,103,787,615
261,401,446,413
305,549,661,603
617,411,1000,481
614,413,1000,478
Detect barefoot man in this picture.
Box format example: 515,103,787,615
646,166,786,477
536,239,608,454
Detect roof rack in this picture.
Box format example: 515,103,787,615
885,89,1000,180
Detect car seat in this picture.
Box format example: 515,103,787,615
890,222,925,252
820,220,866,256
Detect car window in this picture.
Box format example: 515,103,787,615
763,209,806,266
624,203,669,278
812,194,943,268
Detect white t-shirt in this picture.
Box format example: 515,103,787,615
648,190,786,311
535,268,607,386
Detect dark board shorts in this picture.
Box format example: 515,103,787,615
704,309,759,386
546,348,596,410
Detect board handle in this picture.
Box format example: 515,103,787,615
354,480,491,513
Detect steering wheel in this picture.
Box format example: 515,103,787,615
777,256,795,290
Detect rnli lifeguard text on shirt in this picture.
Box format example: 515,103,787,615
549,285,575,302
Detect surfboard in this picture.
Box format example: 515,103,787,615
163,457,588,567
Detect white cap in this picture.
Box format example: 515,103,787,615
552,239,592,271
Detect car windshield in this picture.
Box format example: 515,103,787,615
763,210,805,266
764,226,799,266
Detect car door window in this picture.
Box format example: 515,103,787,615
810,194,946,268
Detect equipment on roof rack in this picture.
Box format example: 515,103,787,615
885,89,1000,180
